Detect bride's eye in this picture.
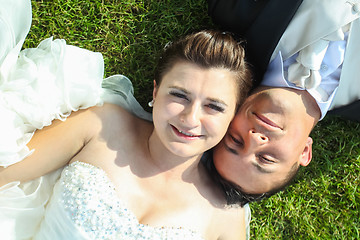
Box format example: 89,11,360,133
170,91,189,101
206,103,225,113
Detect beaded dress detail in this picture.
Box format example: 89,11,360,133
34,162,204,240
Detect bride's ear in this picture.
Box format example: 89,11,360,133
152,80,158,99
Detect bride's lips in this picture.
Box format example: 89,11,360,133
254,113,283,130
171,125,203,139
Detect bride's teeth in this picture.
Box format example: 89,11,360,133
179,130,195,137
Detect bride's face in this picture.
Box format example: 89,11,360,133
152,61,238,158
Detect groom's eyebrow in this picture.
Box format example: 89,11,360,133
224,143,238,155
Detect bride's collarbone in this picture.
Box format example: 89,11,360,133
125,183,210,228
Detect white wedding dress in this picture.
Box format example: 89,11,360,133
33,161,204,240
0,0,250,239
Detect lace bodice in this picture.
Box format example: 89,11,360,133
35,161,204,240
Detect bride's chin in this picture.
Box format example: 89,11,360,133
165,143,199,159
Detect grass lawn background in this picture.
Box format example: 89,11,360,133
25,1,360,239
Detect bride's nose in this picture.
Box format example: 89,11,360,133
180,102,202,127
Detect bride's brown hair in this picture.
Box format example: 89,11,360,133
154,30,252,106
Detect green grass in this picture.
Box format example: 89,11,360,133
26,0,212,109
25,0,360,239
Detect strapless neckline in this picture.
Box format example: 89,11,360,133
56,161,205,239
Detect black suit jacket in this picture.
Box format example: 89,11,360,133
208,0,303,85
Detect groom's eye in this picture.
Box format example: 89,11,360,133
257,155,274,164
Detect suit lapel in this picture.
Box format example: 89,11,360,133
244,0,303,84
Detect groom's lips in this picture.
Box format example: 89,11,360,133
254,113,283,130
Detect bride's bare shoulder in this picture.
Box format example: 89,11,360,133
88,103,150,130
89,103,136,120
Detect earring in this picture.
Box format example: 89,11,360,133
148,99,154,107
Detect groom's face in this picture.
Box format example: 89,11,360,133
213,87,316,194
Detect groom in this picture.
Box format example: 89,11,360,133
212,75,320,199
208,0,360,201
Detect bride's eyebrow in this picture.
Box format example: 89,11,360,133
207,97,228,106
168,86,188,93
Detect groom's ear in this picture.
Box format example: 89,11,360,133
299,137,313,167
152,80,158,99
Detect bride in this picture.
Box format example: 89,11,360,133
0,0,252,239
